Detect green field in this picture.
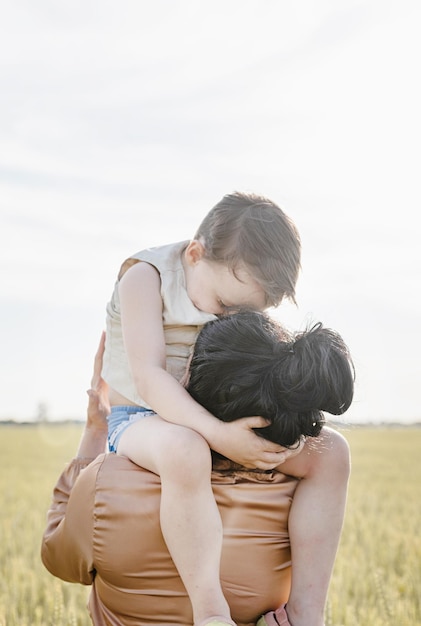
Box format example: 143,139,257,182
0,424,419,625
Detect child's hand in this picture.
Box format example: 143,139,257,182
214,417,304,470
86,332,110,432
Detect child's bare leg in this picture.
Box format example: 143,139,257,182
118,415,233,626
280,428,351,626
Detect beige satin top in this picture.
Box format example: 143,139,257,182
41,454,298,626
102,241,216,408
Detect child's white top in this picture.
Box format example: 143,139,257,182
102,241,216,408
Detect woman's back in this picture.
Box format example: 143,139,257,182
44,453,298,626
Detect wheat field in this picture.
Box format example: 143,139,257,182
0,424,419,626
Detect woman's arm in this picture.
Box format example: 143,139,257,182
41,456,99,584
41,334,110,583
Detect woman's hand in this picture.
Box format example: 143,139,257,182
86,331,110,431
213,417,305,470
77,332,109,459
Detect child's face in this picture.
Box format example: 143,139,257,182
185,246,267,315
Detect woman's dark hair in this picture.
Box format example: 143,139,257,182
187,310,354,448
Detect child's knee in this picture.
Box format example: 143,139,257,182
160,425,211,481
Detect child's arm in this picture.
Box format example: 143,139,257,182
119,262,287,470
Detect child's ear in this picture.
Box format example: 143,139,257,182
185,239,206,265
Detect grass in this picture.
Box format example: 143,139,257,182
0,423,419,625
0,424,89,626
328,426,421,625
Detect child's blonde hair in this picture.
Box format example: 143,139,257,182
195,192,301,307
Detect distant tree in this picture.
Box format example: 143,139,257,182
36,401,49,422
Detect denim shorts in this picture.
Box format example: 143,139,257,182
107,405,156,453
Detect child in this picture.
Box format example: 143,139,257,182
102,192,347,626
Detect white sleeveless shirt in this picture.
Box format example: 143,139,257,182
102,241,216,408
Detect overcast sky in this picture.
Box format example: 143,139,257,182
1,0,420,424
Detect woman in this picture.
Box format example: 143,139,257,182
41,311,353,626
